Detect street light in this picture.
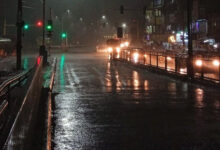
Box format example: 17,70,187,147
122,23,127,28
102,15,106,20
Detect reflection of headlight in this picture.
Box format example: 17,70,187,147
195,59,203,67
213,60,220,66
116,47,121,53
133,52,139,63
108,47,113,53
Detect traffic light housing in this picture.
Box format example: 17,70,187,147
46,20,53,37
143,6,147,15
46,20,53,31
117,27,123,38
120,5,124,14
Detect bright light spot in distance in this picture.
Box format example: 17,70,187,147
213,60,220,66
213,44,218,49
125,42,129,47
180,68,187,74
120,43,125,48
195,59,203,67
169,35,176,43
133,52,139,63
116,47,121,53
108,47,113,53
167,56,172,61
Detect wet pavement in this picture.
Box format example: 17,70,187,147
52,52,220,150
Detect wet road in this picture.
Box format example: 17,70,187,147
52,52,220,149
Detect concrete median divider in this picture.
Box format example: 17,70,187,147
3,57,44,150
46,58,56,150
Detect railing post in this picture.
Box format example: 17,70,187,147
165,54,167,71
175,55,178,73
201,56,204,79
156,53,159,68
219,55,220,82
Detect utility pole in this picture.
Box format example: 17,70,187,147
187,0,194,78
16,0,23,70
42,0,45,46
40,0,47,64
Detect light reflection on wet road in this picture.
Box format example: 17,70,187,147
52,53,220,149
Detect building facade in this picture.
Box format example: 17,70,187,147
145,0,220,45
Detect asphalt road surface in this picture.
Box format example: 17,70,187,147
52,52,220,150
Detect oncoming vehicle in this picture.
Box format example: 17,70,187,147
106,39,121,60
106,39,130,60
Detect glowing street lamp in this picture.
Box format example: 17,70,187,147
122,23,127,28
102,15,106,20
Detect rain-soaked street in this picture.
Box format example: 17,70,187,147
52,52,220,150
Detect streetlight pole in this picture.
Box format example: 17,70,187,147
187,0,194,78
16,0,23,70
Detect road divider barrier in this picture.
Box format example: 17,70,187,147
110,47,220,85
4,57,43,150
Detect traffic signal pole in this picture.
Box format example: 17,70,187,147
40,0,48,64
16,0,22,70
42,0,45,46
187,0,194,78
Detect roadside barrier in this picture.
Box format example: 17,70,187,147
0,65,34,131
3,57,43,150
112,47,220,85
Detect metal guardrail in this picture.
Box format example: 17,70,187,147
4,56,43,149
112,47,220,85
0,64,34,129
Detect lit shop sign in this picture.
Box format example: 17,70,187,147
192,19,208,33
176,31,188,43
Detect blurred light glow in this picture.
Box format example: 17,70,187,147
102,15,106,19
195,59,203,67
133,52,139,63
169,35,176,43
213,60,220,66
120,43,125,48
213,44,218,49
116,47,121,53
122,23,127,28
108,47,113,53
125,42,129,47
180,68,187,74
167,56,172,61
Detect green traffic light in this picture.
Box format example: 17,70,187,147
61,33,67,38
46,25,52,30
24,24,29,30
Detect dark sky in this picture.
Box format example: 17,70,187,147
2,0,148,24
0,0,149,44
